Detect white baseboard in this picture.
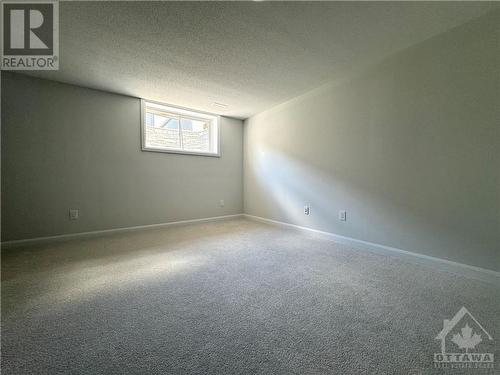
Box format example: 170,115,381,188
1,214,244,250
243,214,500,286
3,213,498,285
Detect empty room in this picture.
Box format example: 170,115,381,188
1,1,499,374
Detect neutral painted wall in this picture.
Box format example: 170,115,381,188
244,11,500,271
1,73,243,241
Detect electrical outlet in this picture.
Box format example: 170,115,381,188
304,205,310,215
69,209,79,220
339,210,347,222
219,199,225,207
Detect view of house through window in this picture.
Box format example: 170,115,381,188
142,100,219,156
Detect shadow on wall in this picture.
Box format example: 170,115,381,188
243,10,500,272
247,142,495,270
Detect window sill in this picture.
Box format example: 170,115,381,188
142,146,221,158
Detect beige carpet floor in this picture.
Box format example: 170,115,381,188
2,218,499,374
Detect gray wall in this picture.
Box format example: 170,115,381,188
1,73,243,241
244,11,500,271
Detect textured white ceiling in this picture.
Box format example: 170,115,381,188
23,1,498,119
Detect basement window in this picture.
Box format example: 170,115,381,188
141,100,220,157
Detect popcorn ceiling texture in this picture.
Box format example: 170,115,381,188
24,1,498,119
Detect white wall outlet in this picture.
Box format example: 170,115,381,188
69,209,79,220
304,205,310,215
339,210,347,221
219,199,225,207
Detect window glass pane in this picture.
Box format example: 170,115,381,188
145,111,181,149
145,112,154,127
142,101,218,156
181,118,210,152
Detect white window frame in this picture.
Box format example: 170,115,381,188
141,99,221,157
